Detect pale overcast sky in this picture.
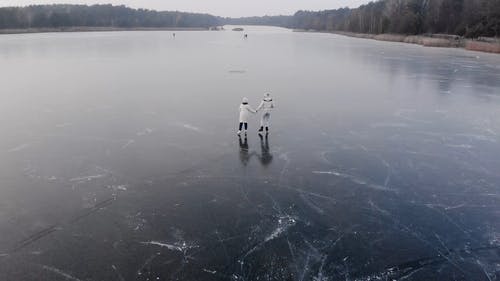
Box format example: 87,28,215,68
0,0,370,17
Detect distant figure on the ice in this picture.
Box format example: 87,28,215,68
244,34,248,39
237,97,257,135
173,33,176,38
258,133,273,166
256,93,275,134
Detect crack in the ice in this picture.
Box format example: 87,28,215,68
425,204,478,243
238,215,297,278
312,170,395,192
11,197,115,253
111,264,125,281
141,240,197,254
136,252,160,276
313,255,328,281
40,265,82,281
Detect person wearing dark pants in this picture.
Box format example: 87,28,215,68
237,97,257,135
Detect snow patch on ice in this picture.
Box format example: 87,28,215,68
7,143,30,153
141,240,197,253
446,143,474,149
137,128,154,136
141,241,182,251
69,174,105,182
228,70,246,74
203,269,217,274
454,133,497,143
121,139,135,149
181,123,202,132
313,171,342,176
370,122,409,128
107,185,128,191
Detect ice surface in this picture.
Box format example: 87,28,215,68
0,26,499,280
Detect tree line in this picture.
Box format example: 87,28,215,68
290,0,499,37
230,0,500,38
0,1,499,37
222,15,292,27
0,4,219,29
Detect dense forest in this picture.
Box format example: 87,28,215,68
290,0,500,37
229,0,500,38
0,1,499,37
0,4,219,29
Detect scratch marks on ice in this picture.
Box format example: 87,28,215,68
265,216,297,243
136,128,154,136
240,215,297,264
140,240,199,262
312,170,395,192
354,245,500,281
111,265,125,281
180,123,202,133
136,252,161,277
121,139,135,149
69,174,106,182
11,198,115,253
41,265,82,281
12,225,61,252
141,241,185,252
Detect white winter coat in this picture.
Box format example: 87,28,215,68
256,97,275,113
239,103,256,122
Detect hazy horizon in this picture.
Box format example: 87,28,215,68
0,0,370,17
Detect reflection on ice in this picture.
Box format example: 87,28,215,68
238,134,274,167
258,134,273,166
238,135,250,166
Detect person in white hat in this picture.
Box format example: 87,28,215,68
237,97,257,135
256,93,275,133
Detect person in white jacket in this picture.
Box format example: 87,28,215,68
256,93,275,133
238,97,257,135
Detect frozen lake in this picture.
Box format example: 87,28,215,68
0,26,499,280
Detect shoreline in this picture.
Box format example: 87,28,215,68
0,26,213,35
2,26,499,54
294,29,500,54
